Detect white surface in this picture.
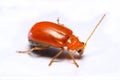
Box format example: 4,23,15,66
0,0,120,80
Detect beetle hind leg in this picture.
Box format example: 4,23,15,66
17,46,49,53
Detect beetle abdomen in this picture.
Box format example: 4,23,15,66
29,39,49,47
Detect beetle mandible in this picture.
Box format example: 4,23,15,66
18,14,105,67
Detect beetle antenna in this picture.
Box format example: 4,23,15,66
84,14,106,48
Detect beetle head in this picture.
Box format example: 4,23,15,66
77,42,86,57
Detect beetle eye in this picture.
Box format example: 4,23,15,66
82,42,84,45
77,49,82,53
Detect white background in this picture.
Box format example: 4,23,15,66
0,0,120,80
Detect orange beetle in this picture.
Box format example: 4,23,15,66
18,14,105,67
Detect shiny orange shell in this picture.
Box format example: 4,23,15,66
28,21,73,47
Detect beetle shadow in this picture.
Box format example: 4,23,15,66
28,46,85,60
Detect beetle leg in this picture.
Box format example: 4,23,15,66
67,50,79,67
48,48,64,66
17,46,49,53
57,18,60,24
56,18,65,26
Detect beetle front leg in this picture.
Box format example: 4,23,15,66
17,46,49,53
67,50,79,67
48,48,64,66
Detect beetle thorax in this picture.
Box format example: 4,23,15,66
66,35,83,50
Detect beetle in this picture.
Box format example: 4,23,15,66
18,14,105,67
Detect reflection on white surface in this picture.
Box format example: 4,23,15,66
0,0,120,80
